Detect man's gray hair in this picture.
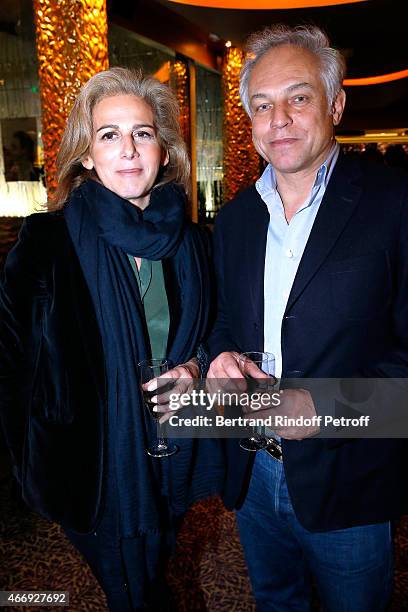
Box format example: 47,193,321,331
240,24,346,115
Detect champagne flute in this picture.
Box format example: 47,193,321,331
238,351,276,452
138,358,179,458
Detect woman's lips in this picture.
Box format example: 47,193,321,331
117,168,143,175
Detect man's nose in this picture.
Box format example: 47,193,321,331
269,103,293,129
121,134,139,158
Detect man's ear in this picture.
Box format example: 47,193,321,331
332,89,346,126
81,155,94,170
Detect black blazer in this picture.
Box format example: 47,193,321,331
0,211,221,534
0,212,105,533
209,154,408,531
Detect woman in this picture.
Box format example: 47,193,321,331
0,67,221,611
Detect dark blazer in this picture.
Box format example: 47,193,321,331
209,154,408,531
0,212,105,533
0,211,220,534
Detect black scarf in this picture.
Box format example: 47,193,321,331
64,179,213,535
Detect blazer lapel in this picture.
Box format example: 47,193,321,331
285,155,363,314
244,188,270,338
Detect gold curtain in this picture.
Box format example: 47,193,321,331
33,0,109,195
222,46,259,203
173,58,197,220
173,59,190,146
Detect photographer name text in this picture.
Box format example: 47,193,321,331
165,415,371,428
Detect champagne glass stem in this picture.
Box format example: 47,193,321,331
238,351,275,452
138,358,178,458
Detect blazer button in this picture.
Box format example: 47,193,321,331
254,322,259,330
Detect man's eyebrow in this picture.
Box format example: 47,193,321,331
96,123,155,133
286,82,313,93
250,82,314,104
249,93,269,105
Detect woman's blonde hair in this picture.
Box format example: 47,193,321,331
51,67,190,208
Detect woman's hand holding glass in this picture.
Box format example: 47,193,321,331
138,358,179,457
142,358,198,425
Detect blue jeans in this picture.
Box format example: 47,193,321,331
236,450,393,612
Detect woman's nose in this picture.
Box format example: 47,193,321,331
121,134,139,158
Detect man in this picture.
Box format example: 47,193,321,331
208,24,408,611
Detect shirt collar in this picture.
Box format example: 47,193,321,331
256,141,340,200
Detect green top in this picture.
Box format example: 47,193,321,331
128,255,170,359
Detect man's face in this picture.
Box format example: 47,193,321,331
248,45,345,178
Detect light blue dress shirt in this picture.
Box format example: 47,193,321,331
257,142,340,378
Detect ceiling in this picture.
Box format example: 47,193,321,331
1,0,406,130
157,0,406,76
156,0,407,129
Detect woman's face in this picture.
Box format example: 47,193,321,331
82,94,168,209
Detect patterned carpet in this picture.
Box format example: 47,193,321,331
1,476,408,611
